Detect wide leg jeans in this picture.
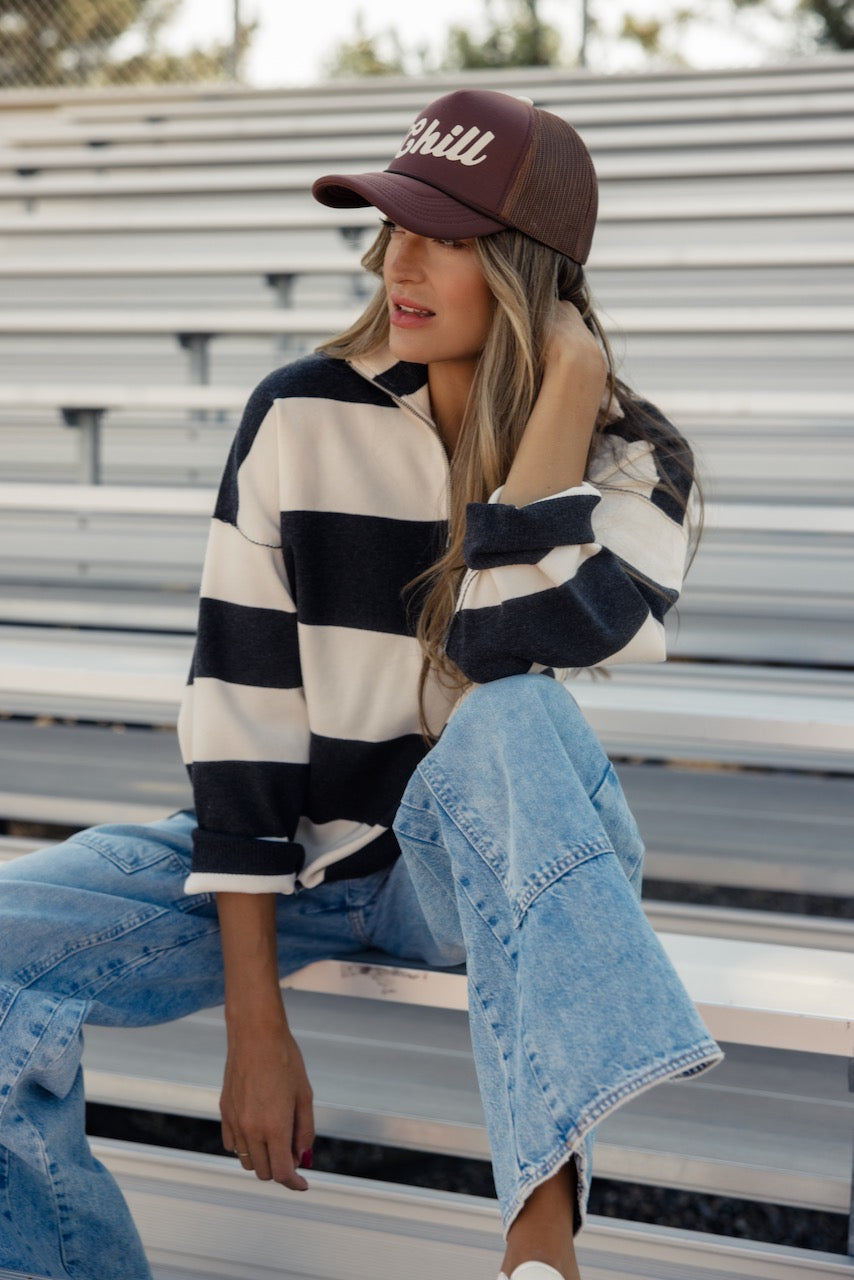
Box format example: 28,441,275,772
0,674,721,1277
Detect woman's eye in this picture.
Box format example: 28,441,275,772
380,218,398,232
436,237,466,249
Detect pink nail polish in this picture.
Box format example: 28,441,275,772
300,1149,313,1169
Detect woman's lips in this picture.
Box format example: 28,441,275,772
390,297,435,328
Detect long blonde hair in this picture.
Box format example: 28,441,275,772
321,224,698,739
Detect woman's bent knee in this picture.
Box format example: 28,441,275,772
438,674,605,777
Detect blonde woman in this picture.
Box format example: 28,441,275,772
0,90,721,1280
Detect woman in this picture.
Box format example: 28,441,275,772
0,89,721,1280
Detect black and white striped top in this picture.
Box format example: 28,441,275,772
179,348,693,895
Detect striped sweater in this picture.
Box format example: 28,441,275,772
179,348,693,895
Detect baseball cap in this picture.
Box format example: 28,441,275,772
312,88,599,265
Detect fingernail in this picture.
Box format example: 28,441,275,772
299,1149,313,1169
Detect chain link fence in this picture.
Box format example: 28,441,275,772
0,0,246,90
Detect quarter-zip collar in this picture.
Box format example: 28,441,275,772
347,345,452,546
347,346,435,431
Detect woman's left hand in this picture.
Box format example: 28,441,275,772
541,299,607,412
500,301,607,506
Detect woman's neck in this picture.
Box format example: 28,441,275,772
427,360,476,458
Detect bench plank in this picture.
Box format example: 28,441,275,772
4,111,854,172
0,305,850,337
82,988,854,1211
1,628,851,769
2,243,853,274
1,833,849,952
0,720,850,899
276,942,854,1058
3,144,853,193
97,1138,854,1280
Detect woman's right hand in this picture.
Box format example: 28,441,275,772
215,890,315,1189
220,1018,315,1189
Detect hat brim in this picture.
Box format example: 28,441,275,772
311,170,507,241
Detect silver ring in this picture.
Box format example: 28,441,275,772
234,1149,250,1158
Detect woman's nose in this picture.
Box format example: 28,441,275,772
387,232,426,279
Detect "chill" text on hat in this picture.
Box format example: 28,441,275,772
395,118,495,167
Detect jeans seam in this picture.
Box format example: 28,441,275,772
0,1105,68,1274
587,759,615,803
13,905,170,989
514,846,613,919
500,1041,721,1235
34,1111,69,1276
11,912,219,1008
412,764,615,925
346,905,373,948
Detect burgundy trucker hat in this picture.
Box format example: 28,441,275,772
312,89,598,265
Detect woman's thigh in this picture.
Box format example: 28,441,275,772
0,811,225,1025
0,812,389,1026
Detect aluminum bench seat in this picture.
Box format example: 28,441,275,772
79,938,854,1212
47,60,854,121
4,109,854,175
1,167,852,219
2,718,848,899
0,385,850,498
0,303,849,337
0,204,849,246
0,383,847,418
1,623,850,770
0,309,849,443
14,88,854,149
2,830,851,953
2,242,852,276
5,127,854,183
1,485,850,658
94,1139,854,1280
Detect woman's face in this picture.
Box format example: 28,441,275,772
381,219,495,373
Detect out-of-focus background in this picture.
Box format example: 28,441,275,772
0,0,851,89
1,4,853,1279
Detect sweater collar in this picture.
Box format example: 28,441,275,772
347,347,434,427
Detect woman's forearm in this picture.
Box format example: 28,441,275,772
216,891,314,1188
216,892,287,1031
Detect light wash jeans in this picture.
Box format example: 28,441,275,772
0,674,721,1278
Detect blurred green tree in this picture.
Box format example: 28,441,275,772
617,0,852,60
793,0,851,49
442,0,561,68
0,0,256,87
323,11,409,77
324,0,562,78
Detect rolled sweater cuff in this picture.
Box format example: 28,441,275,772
190,828,306,878
464,484,600,569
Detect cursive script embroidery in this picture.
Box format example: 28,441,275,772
396,118,496,167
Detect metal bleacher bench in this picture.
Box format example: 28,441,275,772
2,310,848,482
0,834,852,1279
62,941,854,1280
1,111,852,177
1,384,851,500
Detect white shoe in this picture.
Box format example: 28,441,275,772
498,1265,564,1280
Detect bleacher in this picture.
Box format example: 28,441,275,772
0,55,852,1280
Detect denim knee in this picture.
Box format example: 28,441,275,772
441,674,608,783
425,674,644,896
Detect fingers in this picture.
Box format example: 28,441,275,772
228,1111,313,1190
269,1133,309,1191
292,1091,316,1171
219,1030,314,1191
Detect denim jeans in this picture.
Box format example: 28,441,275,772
0,674,721,1278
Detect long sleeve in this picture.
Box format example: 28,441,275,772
445,411,694,684
178,373,310,895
